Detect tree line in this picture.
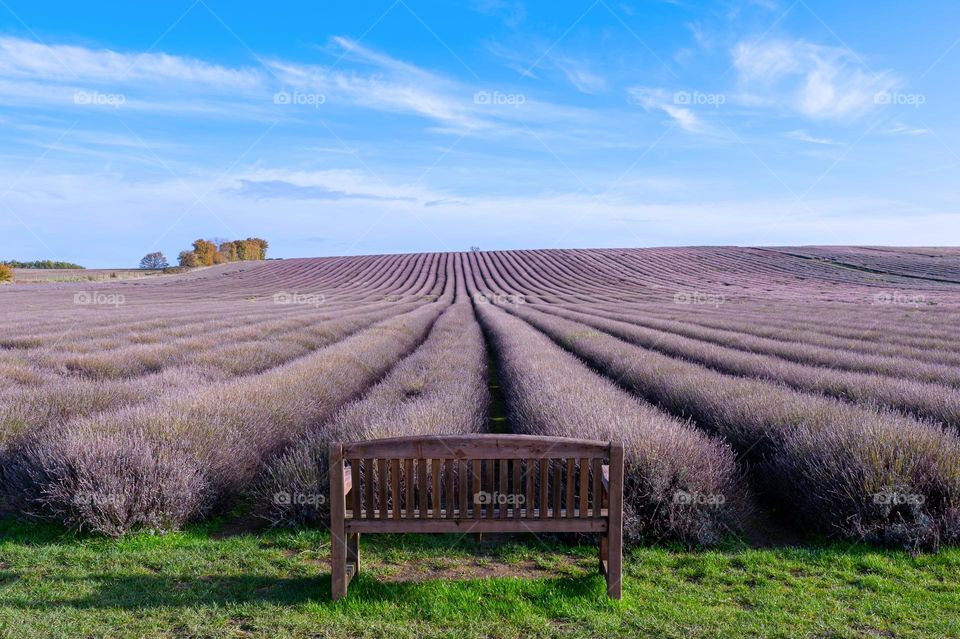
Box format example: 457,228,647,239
139,238,269,270
1,260,85,269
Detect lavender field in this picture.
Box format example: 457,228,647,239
2,247,960,549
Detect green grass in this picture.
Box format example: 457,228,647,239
1,518,959,638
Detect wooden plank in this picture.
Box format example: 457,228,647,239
578,458,589,518
346,517,608,534
498,459,508,519
458,459,468,519
512,459,521,519
418,457,428,518
344,434,610,460
524,459,535,519
364,458,374,520
565,458,575,519
350,459,361,520
378,459,388,520
539,459,548,520
391,459,400,520
472,459,481,518
552,461,561,520
329,443,347,601
431,459,442,519
404,459,414,519
592,458,602,518
485,459,495,519
446,459,456,519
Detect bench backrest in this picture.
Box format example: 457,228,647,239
330,434,622,527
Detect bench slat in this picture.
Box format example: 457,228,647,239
391,460,400,520
378,459,388,520
472,460,481,518
498,459,507,519
346,516,608,534
512,459,521,519
458,459,468,519
344,435,610,460
525,459,535,519
431,459,441,519
552,461,561,519
418,458,428,518
578,458,589,519
539,459,548,520
592,458,602,518
351,459,361,519
364,458,374,520
404,459,414,518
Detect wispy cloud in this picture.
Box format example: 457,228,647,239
732,38,898,120
785,129,839,145
0,36,261,87
627,86,707,133
552,57,607,94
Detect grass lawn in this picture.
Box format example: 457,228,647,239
1,517,959,638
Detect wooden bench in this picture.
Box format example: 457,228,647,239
329,434,624,600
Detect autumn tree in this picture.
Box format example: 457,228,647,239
0,264,12,283
178,251,199,268
139,252,169,269
219,241,238,262
191,239,218,266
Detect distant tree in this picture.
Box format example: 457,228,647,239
219,241,239,262
178,251,199,268
192,239,218,266
470,246,481,252
0,263,12,283
249,238,269,260
138,252,168,270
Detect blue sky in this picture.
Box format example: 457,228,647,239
0,0,957,266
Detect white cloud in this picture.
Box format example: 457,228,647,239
0,37,261,88
732,38,898,120
627,86,706,133
552,57,607,94
785,129,839,145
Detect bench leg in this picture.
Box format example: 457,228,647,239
606,528,622,600
331,527,347,601
347,533,360,577
330,443,348,601
599,533,608,575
